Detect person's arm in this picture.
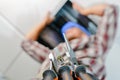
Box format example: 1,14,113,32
26,12,53,40
73,2,109,16
39,4,118,69
21,12,53,63
72,4,118,58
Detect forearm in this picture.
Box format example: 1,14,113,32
73,2,109,16
84,4,108,16
26,20,47,41
21,39,51,63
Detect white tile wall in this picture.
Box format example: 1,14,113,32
0,16,22,73
0,0,120,80
5,52,40,80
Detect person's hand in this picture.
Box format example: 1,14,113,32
43,12,54,25
72,2,84,14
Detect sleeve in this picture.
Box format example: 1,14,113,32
21,39,51,63
92,5,118,57
75,5,118,59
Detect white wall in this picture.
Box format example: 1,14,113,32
0,0,120,80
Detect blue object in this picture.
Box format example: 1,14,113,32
61,21,91,36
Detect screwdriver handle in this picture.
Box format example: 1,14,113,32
75,66,85,80
75,66,99,80
43,70,58,80
58,66,73,80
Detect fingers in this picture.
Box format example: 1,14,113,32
72,2,84,11
72,2,89,16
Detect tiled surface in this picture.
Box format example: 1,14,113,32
0,0,62,34
5,52,40,80
0,0,62,80
0,16,22,73
0,0,120,80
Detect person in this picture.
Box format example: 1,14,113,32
21,2,118,80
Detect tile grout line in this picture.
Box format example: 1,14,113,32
3,50,23,76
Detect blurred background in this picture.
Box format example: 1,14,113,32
0,0,119,80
